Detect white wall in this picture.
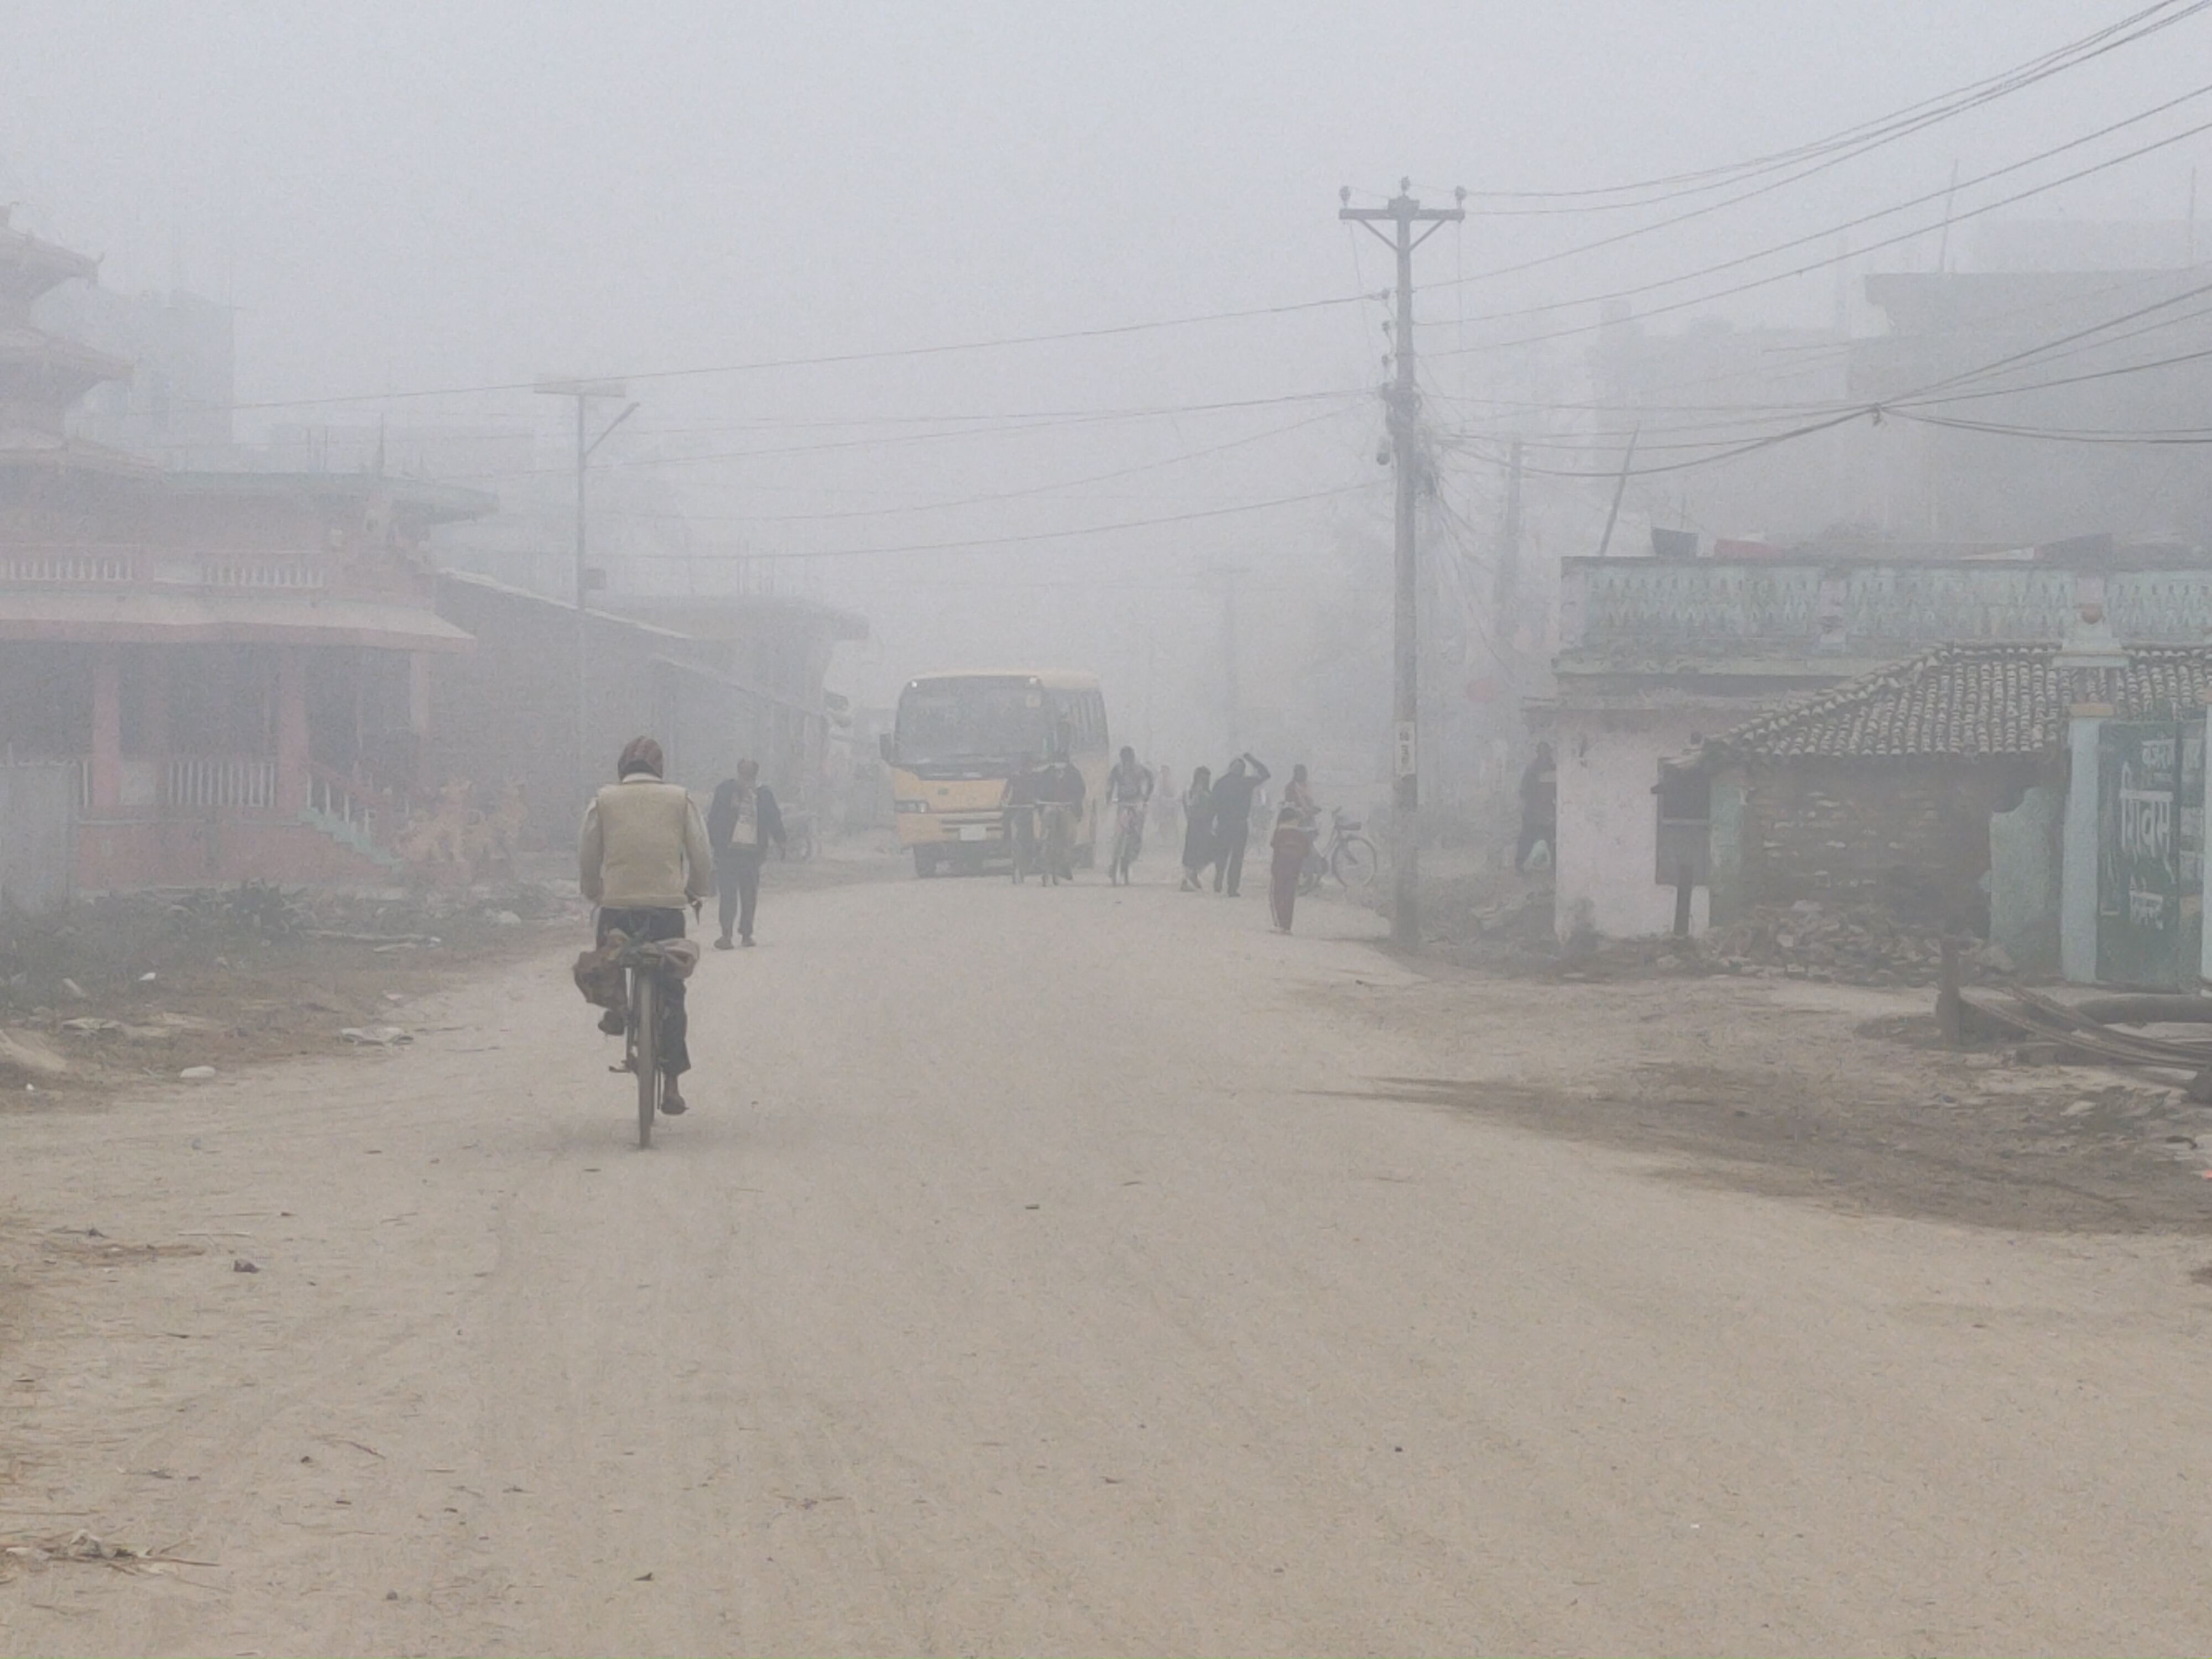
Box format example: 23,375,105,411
1554,710,1712,941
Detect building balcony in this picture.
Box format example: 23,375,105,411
0,544,469,651
1559,558,2212,672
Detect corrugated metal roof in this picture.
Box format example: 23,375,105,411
1702,641,2212,761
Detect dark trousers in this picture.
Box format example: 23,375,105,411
716,846,763,941
1270,852,1300,931
596,906,690,1075
1214,821,1251,895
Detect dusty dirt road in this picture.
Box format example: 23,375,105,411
6,868,2212,1655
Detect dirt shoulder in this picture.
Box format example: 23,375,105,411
0,839,904,1104
1322,964,2212,1235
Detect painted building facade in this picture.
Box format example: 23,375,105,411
1546,549,2212,940
0,210,493,891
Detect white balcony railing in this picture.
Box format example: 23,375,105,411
165,757,278,812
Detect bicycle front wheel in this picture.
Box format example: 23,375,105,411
1333,835,1379,889
632,971,660,1149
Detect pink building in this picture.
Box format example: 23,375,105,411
0,211,489,890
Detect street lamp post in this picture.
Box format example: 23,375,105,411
535,379,635,810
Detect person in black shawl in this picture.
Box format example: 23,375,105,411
706,759,786,948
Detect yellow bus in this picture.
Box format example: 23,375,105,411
881,669,1110,877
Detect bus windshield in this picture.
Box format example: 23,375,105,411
896,679,1049,765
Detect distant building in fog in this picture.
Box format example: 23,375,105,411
34,279,235,462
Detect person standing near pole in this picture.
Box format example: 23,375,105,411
1208,752,1270,898
707,758,786,948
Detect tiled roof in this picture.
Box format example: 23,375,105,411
1702,642,2212,761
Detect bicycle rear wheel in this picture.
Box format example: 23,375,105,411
1333,834,1379,889
632,969,660,1149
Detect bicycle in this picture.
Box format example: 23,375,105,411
1108,800,1145,885
1299,806,1379,895
1039,801,1077,886
613,938,682,1149
780,809,818,863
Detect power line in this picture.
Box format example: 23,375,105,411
216,293,1378,415
1438,80,2212,297
417,390,1366,483
533,408,1359,526
1895,410,2212,443
1428,114,2212,367
1447,1,2209,208
1430,91,2212,343
577,481,1386,564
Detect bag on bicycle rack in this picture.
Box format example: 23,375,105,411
572,931,630,1012
573,930,702,1011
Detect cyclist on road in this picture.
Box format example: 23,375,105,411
1104,745,1155,884
580,736,712,1115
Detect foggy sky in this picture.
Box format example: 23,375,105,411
4,1,2204,755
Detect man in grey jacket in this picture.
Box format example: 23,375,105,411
580,736,713,1114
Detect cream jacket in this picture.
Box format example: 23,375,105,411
578,778,713,910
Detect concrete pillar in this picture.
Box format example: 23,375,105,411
276,647,310,813
90,646,122,813
2060,710,2106,984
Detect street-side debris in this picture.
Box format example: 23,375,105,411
0,1530,208,1579
0,1030,68,1076
233,1258,258,1273
179,1066,217,1081
60,1016,122,1035
340,1026,413,1047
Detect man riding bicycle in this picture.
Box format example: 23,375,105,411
1103,745,1154,884
579,736,713,1116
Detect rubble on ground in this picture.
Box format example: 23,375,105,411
1700,900,2010,988
0,877,583,1016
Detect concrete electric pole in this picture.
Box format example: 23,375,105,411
1340,179,1463,952
535,379,636,811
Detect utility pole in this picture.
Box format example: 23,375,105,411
1496,436,1523,623
535,379,635,811
1341,178,1464,951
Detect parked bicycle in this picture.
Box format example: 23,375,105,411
1300,806,1379,895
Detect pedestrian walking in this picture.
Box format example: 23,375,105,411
1179,765,1215,891
1516,742,1557,873
707,759,786,948
1268,805,1311,932
1208,753,1270,897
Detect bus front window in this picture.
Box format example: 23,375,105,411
896,684,1047,765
